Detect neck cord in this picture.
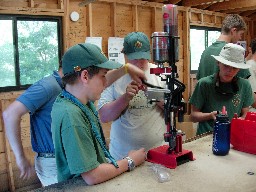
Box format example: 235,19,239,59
61,89,119,168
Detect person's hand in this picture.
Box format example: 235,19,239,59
156,100,164,110
126,63,146,84
211,111,218,120
16,156,36,180
124,81,140,101
245,50,252,61
128,148,146,167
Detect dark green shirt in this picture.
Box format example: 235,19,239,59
51,95,107,182
189,74,254,135
196,41,251,80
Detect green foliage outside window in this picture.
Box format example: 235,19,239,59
18,21,59,85
0,20,15,86
0,17,62,91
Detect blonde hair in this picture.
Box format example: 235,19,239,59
221,14,247,34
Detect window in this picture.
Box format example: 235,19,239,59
0,15,63,91
190,26,221,73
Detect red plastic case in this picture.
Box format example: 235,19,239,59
231,112,256,154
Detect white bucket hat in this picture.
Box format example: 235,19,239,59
212,43,251,69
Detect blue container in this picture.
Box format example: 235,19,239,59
212,107,231,156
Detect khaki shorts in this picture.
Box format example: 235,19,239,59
35,154,58,186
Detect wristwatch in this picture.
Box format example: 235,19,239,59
125,156,135,171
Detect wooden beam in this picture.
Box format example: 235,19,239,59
240,10,256,17
0,92,22,100
182,10,190,105
63,0,68,51
200,12,203,23
177,6,189,12
147,0,163,2
250,13,256,21
80,0,164,8
194,4,212,10
208,0,256,12
29,0,34,8
167,0,182,4
110,2,117,36
132,5,138,31
190,7,224,17
151,7,157,32
0,6,64,16
182,0,216,7
246,20,253,41
190,21,222,28
58,0,64,9
253,21,256,38
87,3,93,36
221,5,256,14
79,0,97,7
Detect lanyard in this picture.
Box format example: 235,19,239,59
61,89,119,168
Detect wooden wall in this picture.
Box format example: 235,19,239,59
0,0,255,191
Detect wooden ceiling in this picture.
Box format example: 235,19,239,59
145,0,256,19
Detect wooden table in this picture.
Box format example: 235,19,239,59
32,135,256,192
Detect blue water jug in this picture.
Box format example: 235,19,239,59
212,106,231,156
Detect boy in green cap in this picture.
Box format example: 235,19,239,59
51,43,146,185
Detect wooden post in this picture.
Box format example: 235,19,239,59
63,0,69,51
181,8,191,111
132,5,138,31
110,2,117,36
151,6,157,33
29,0,35,7
87,3,93,36
58,0,64,9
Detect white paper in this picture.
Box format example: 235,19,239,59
108,37,125,64
85,37,102,50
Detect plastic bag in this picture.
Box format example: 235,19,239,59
149,164,171,183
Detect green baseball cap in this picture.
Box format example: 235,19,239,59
62,43,122,76
123,32,151,60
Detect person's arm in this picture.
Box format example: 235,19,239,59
245,47,252,61
251,93,256,108
81,148,146,185
99,81,139,123
240,107,250,118
105,63,146,87
190,105,218,123
2,101,35,179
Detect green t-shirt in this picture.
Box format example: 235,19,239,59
51,95,107,182
196,41,251,80
189,74,254,135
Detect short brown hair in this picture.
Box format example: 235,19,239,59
62,66,100,86
221,14,247,34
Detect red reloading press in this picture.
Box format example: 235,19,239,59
145,5,194,168
145,4,194,168
145,63,195,168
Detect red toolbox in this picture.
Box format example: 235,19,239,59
231,112,256,155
